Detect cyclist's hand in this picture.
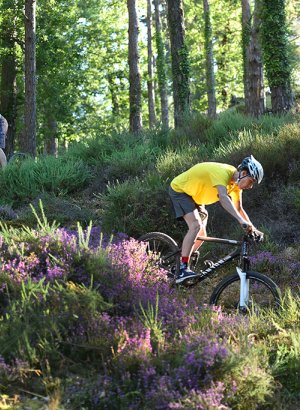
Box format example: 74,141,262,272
241,223,263,242
252,228,264,242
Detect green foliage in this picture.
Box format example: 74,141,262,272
213,120,300,182
285,185,300,213
155,145,208,182
17,193,95,227
30,199,60,235
103,143,158,182
177,44,191,110
169,112,213,146
225,345,275,408
99,175,174,237
0,279,111,366
138,294,165,354
34,156,91,195
0,156,91,206
260,0,292,88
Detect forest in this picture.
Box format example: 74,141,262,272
0,0,300,409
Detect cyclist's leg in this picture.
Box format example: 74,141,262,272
169,187,203,271
182,209,203,260
192,205,208,253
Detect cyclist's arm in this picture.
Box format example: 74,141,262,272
233,190,264,238
234,190,252,224
216,185,252,228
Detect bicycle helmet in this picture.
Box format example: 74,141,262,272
238,155,264,184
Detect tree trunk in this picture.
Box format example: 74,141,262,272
242,0,265,116
166,0,190,128
147,0,156,128
127,0,142,133
44,117,58,155
260,0,293,114
23,0,37,156
153,0,169,128
108,74,120,115
0,0,17,156
203,0,216,118
241,0,251,108
270,85,293,114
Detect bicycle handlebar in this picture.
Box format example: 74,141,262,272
241,223,264,243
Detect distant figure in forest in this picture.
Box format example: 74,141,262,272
0,114,8,168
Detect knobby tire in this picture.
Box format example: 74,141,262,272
210,271,281,312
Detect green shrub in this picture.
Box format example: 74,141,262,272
213,122,300,182
0,278,111,366
65,131,141,167
168,112,213,146
103,143,159,182
0,159,39,206
99,176,177,237
155,145,209,183
224,347,275,409
64,138,107,167
0,156,91,206
17,194,95,227
34,156,91,195
284,186,300,214
206,111,295,149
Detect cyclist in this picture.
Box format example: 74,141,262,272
169,156,264,284
0,114,8,168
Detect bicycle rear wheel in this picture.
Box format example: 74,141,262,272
138,232,180,279
210,271,281,313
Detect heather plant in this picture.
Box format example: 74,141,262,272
249,249,300,290
0,278,112,367
0,111,299,407
169,382,230,409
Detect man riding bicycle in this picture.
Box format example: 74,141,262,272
169,155,264,284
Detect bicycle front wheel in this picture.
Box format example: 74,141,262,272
138,232,180,278
210,271,281,313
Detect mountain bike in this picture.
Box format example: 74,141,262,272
139,231,281,313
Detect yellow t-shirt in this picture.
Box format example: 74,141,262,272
170,162,241,205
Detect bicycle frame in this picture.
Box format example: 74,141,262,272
186,235,252,308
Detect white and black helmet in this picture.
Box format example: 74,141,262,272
238,155,264,184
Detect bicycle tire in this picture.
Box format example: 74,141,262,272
138,232,180,278
210,271,281,313
8,152,30,164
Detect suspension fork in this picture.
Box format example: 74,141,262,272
236,238,250,309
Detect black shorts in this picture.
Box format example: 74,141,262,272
0,115,8,149
169,186,207,221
